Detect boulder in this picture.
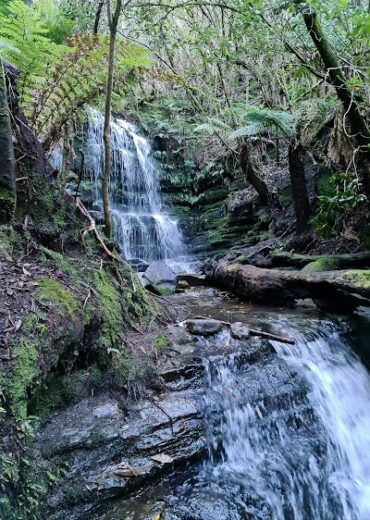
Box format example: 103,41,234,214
143,261,177,295
128,257,149,272
230,322,250,340
185,319,224,336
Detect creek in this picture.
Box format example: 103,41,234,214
71,116,370,520
85,288,370,520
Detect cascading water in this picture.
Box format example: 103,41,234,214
93,293,370,520
83,109,185,263
202,316,370,520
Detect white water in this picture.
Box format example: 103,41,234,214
206,318,370,519
83,109,185,263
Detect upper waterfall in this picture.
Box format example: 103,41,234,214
83,109,185,263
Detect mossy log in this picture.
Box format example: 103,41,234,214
206,261,370,312
271,251,370,270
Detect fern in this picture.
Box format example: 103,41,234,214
0,0,150,144
194,107,294,143
237,108,295,138
0,0,65,103
295,97,337,145
32,36,150,142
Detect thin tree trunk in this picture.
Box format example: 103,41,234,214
60,121,73,188
240,143,270,205
294,2,370,161
0,60,16,224
288,139,311,232
102,0,122,239
93,0,105,34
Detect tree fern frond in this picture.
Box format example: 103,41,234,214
228,123,265,140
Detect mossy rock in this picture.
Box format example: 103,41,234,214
35,278,78,317
233,255,250,265
278,184,293,206
302,257,340,273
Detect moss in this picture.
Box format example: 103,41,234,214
302,257,339,273
8,338,40,421
39,247,78,276
0,225,15,260
93,269,122,349
35,278,78,317
0,186,16,223
154,333,168,351
336,270,370,289
122,270,152,320
278,184,293,206
233,255,250,265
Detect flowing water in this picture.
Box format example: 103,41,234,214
93,290,370,520
83,109,185,264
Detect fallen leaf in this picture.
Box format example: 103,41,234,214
14,319,22,331
22,266,31,276
114,468,138,478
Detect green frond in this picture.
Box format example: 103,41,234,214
228,123,265,140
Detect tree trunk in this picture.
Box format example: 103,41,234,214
288,139,311,232
0,60,16,224
93,0,105,34
239,143,270,205
294,1,370,189
60,121,74,188
102,0,122,239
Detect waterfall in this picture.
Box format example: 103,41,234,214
204,318,370,520
83,109,185,263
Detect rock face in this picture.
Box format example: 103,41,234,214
36,386,205,519
143,261,177,295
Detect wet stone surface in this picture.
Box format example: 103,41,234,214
36,287,343,520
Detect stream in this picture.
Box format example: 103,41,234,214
90,288,370,520
72,113,370,520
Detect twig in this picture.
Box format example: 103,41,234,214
83,289,91,309
76,197,119,261
248,328,295,345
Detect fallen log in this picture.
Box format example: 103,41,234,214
206,261,370,312
248,328,295,345
271,251,370,270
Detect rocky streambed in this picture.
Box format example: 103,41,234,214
35,287,370,520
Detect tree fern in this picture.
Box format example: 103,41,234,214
194,108,294,143
295,97,337,146
0,0,65,103
32,36,150,143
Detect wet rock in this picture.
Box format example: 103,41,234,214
230,322,250,340
128,258,149,272
185,319,224,336
36,388,205,519
176,279,190,292
143,261,177,296
177,273,206,286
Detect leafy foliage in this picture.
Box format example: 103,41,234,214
0,0,64,103
311,172,367,236
0,0,150,143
